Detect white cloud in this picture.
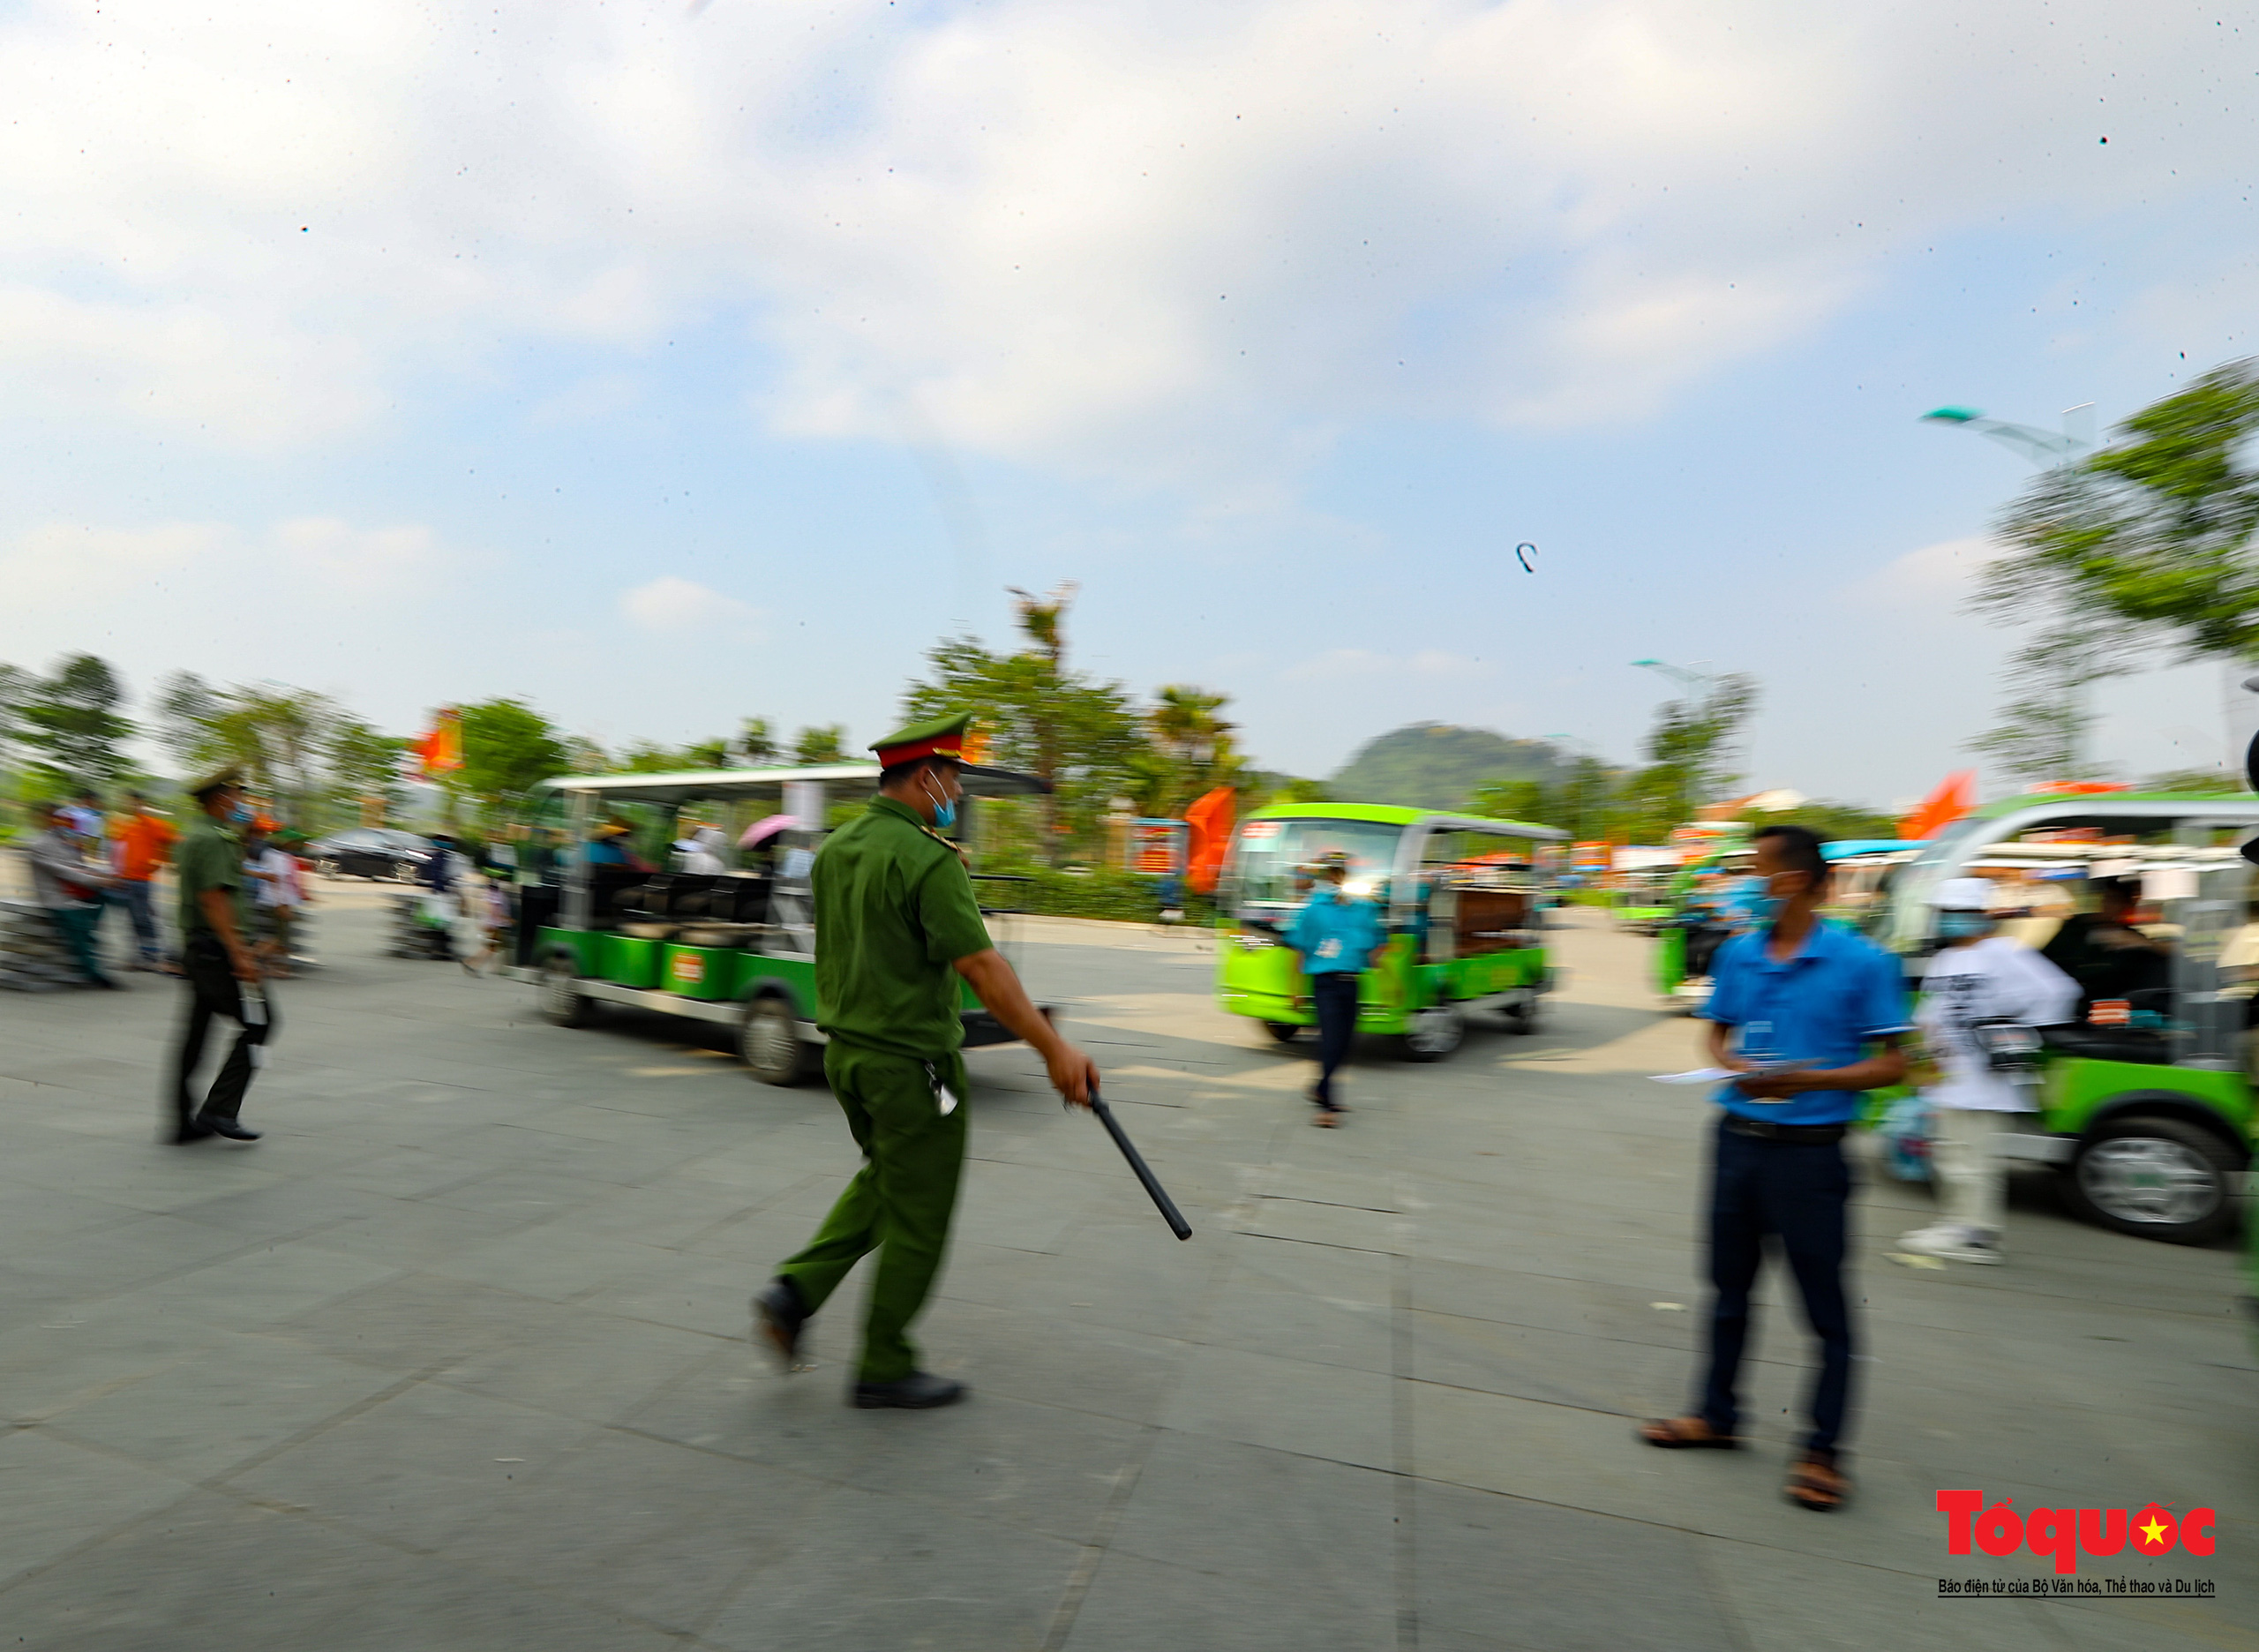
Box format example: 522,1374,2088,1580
1854,536,1993,609
619,575,764,637
0,1,2250,480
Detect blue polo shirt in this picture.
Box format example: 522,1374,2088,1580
1287,887,1384,976
1701,920,1911,1125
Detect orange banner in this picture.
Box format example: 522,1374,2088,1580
1898,770,1974,843
416,708,463,777
1182,786,1237,895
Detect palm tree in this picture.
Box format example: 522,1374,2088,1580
1146,685,1242,815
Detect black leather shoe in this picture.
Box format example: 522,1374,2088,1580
198,1117,262,1142
852,1370,965,1409
170,1123,215,1145
751,1280,809,1372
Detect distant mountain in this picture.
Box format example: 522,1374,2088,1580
1327,723,1572,810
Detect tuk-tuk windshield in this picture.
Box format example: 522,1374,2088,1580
1878,814,1994,952
1232,818,1404,905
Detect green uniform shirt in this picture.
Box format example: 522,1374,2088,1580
813,795,993,1059
176,813,249,944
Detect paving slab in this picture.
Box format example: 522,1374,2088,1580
0,891,2249,1647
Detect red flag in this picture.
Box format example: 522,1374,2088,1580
1182,787,1237,895
1898,770,1974,842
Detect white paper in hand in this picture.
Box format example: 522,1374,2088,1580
1648,1068,1736,1085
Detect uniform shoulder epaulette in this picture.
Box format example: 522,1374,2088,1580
916,822,971,864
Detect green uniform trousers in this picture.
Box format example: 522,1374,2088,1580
777,1042,969,1383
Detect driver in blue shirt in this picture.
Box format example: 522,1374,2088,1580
1638,823,1910,1514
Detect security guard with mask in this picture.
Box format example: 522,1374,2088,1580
753,712,1100,1408
169,766,274,1145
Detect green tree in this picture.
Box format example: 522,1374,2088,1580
327,717,409,823
1134,684,1249,816
615,741,687,774
1467,777,1559,830
733,717,780,765
19,654,134,788
792,725,850,764
903,633,1145,865
1626,672,1760,829
154,673,332,822
0,661,31,767
1966,627,2119,788
454,699,570,818
1976,358,2259,665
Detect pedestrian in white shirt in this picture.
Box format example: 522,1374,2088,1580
1899,879,2080,1265
244,825,307,978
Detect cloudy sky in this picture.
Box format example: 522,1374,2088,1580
3,0,2254,805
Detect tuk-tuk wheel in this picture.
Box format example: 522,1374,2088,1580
1399,1003,1465,1062
2060,1115,2240,1245
1263,1022,1302,1044
1505,1000,1540,1036
537,952,597,1028
740,995,812,1086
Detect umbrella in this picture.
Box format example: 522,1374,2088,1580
739,815,800,851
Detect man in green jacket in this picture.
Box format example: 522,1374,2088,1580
169,767,272,1145
754,712,1099,1408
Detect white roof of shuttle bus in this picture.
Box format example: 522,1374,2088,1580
532,762,1051,805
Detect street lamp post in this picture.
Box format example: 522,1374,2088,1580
1630,658,1732,815
1920,401,2099,777
1919,404,2092,470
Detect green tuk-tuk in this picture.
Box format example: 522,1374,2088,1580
1609,864,1678,934
1872,792,2258,1245
1652,843,1760,1013
1212,803,1566,1060
512,761,1051,1085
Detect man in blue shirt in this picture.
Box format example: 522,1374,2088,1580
1638,824,1910,1513
1286,852,1385,1126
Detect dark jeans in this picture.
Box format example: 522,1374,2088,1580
1696,1116,1855,1457
112,881,163,964
1310,972,1361,1108
171,936,277,1132
47,906,111,985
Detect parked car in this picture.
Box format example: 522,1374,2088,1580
308,828,435,882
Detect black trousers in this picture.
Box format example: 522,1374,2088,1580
1310,972,1360,1108
171,936,277,1132
1696,1116,1855,1456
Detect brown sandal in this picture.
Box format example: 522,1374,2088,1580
1784,1453,1850,1512
1637,1415,1739,1450
1311,1109,1342,1128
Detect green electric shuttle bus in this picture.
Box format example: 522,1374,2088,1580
1870,792,2258,1246
511,761,1052,1085
1212,803,1566,1061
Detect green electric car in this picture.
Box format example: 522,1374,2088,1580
1873,792,2258,1246
1212,803,1566,1060
511,761,1051,1084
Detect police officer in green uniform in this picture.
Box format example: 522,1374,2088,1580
169,766,272,1145
753,712,1100,1408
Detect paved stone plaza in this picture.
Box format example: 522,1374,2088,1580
0,881,2250,1649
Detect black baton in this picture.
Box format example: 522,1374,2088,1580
1088,1087,1192,1241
